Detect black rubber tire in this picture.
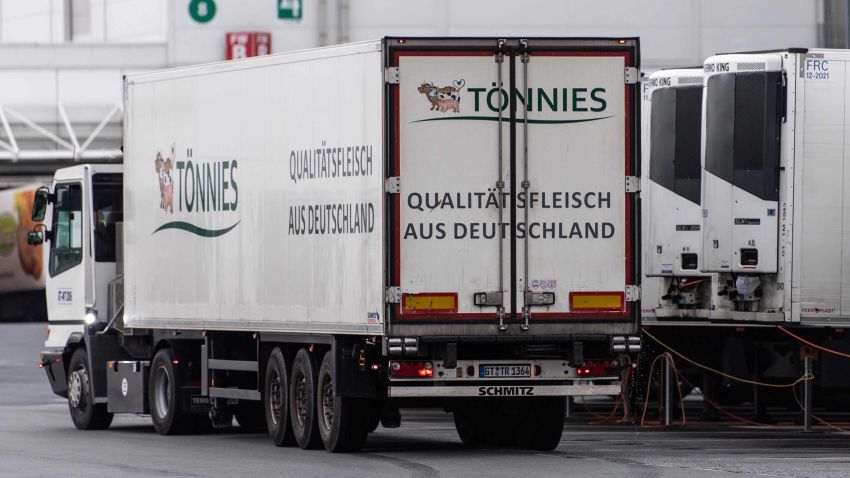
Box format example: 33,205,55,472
149,348,194,435
453,409,487,447
289,348,322,449
67,348,113,430
264,348,296,446
515,397,566,451
316,352,370,452
453,399,517,448
367,408,380,433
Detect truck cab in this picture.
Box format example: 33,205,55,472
32,164,123,399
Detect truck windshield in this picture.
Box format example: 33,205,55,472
649,85,702,204
92,173,123,263
704,71,782,201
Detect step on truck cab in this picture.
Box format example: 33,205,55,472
31,37,641,452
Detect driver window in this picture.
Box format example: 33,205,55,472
49,183,83,277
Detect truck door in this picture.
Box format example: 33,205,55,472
388,38,638,334
46,180,88,323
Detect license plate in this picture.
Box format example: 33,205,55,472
479,364,532,378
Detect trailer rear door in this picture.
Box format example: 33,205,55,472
387,38,638,336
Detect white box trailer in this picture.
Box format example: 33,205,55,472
31,38,641,452
700,48,850,325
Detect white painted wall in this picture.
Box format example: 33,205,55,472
166,0,819,69
0,0,825,159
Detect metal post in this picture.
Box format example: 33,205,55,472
803,352,813,432
565,396,571,418
664,356,673,426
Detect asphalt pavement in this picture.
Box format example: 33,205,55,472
1,323,849,478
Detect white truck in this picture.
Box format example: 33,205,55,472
0,184,47,322
30,38,641,452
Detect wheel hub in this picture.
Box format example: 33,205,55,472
320,374,334,431
153,366,171,419
269,369,282,426
295,374,307,427
68,369,84,408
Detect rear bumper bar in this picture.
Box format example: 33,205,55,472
388,381,621,398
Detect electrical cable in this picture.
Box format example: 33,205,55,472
791,385,850,433
777,326,850,360
642,327,810,388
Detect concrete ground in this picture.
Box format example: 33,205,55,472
1,323,849,478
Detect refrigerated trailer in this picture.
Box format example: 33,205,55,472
30,38,641,452
700,48,850,325
641,68,719,320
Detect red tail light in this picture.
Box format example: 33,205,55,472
575,360,618,377
389,361,433,378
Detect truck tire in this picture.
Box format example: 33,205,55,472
264,348,295,446
289,348,322,449
453,401,513,447
316,352,370,452
149,348,194,435
67,348,113,430
515,397,566,451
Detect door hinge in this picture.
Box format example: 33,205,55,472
625,176,640,193
385,67,400,84
385,176,400,194
624,67,639,84
625,285,641,302
385,286,401,304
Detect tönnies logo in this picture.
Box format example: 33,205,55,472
413,77,613,125
153,144,240,238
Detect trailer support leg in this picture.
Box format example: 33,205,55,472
664,356,673,427
803,352,813,432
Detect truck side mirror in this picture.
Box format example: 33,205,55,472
27,224,50,245
27,230,44,245
31,187,51,222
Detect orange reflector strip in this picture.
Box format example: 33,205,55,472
569,292,624,312
401,293,458,314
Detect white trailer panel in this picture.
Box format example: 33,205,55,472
123,41,385,334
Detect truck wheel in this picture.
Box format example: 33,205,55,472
316,352,370,452
453,400,513,447
149,348,193,435
453,409,487,446
264,348,295,446
67,348,113,430
515,397,566,451
289,348,322,449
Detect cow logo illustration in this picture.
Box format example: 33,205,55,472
154,145,175,213
417,79,465,113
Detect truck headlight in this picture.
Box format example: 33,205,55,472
84,310,97,325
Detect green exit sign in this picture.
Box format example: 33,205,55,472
278,0,303,20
